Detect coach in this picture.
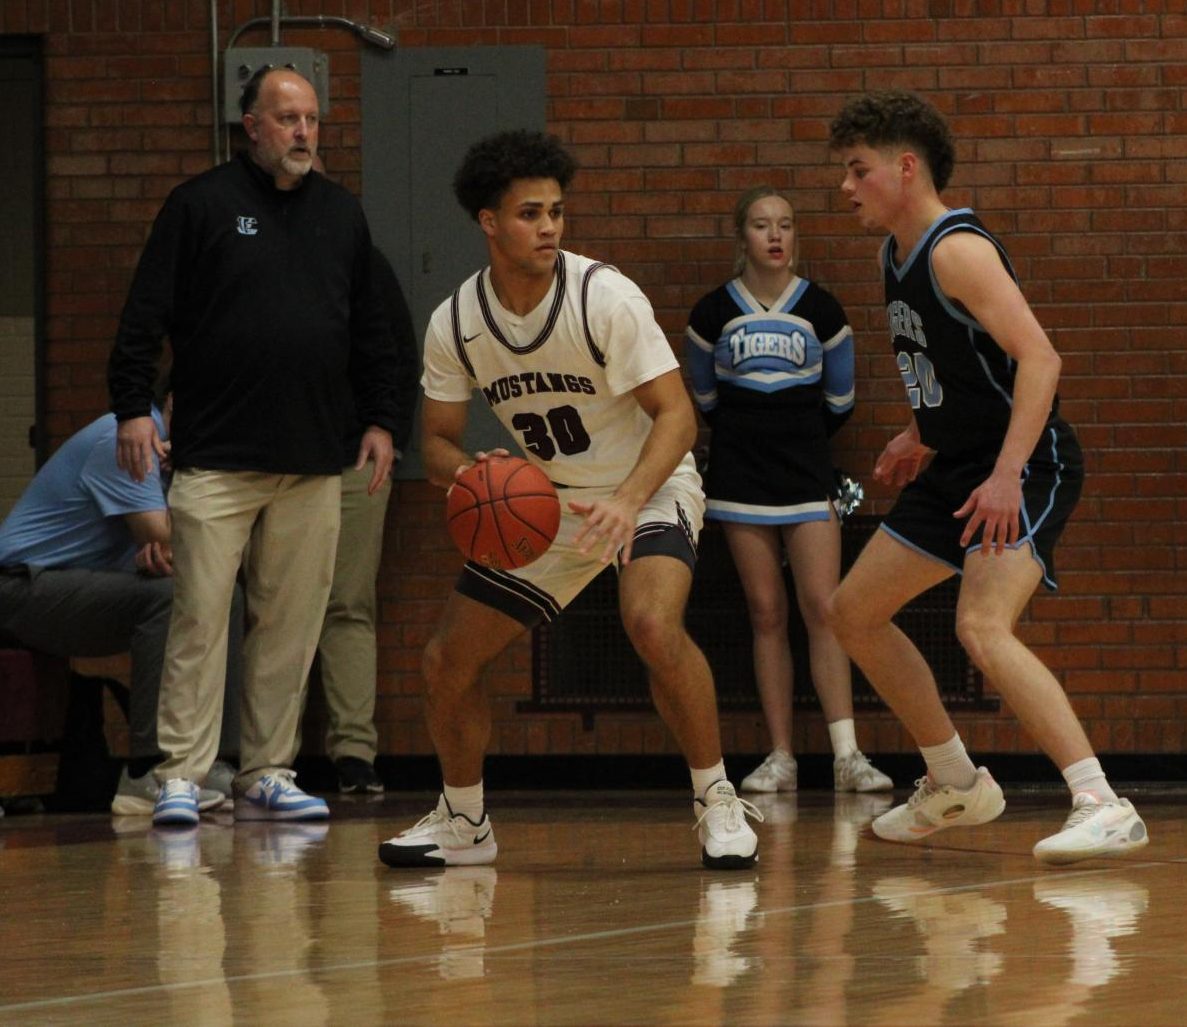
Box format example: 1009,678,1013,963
108,66,399,825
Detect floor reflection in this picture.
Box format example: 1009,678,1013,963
0,791,1180,1025
388,866,499,979
148,825,233,1025
873,876,1007,993
1034,875,1149,988
691,880,759,987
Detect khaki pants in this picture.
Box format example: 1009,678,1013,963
155,469,340,787
317,463,391,763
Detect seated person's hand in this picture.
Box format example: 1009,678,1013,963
135,541,173,576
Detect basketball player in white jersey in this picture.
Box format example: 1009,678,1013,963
378,130,761,871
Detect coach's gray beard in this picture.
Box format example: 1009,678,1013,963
281,153,313,178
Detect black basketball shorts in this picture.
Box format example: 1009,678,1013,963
880,420,1083,591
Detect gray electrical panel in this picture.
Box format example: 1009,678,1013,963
223,47,329,121
361,46,546,478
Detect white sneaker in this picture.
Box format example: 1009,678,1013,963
234,771,329,821
739,749,797,793
834,751,893,792
694,780,763,869
152,778,200,827
378,795,497,868
872,768,1005,843
1032,794,1148,866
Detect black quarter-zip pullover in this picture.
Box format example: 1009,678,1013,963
109,152,399,475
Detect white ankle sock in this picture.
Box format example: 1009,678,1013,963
920,734,978,790
828,718,858,760
691,761,728,801
1061,757,1118,804
443,781,485,822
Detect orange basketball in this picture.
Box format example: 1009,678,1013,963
446,456,561,570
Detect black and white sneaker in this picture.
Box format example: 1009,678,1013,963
378,795,497,868
694,780,763,870
336,756,385,795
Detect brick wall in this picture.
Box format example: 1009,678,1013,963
4,0,1185,762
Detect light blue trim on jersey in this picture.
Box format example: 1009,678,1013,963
886,208,976,281
706,498,831,524
926,220,1018,411
967,327,1017,409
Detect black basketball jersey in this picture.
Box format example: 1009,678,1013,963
882,208,1060,459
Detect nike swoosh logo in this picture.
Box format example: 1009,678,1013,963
474,828,491,844
463,333,481,343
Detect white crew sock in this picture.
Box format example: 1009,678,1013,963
691,761,728,801
828,718,858,759
1061,756,1118,804
443,781,485,822
920,734,978,790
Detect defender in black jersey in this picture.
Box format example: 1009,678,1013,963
827,92,1146,865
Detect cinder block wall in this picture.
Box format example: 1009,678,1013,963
7,0,1185,761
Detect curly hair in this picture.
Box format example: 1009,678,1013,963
452,130,579,220
828,91,956,192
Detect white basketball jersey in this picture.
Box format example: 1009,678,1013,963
422,250,698,489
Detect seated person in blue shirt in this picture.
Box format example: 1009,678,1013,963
0,388,242,813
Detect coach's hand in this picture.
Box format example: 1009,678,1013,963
117,416,168,483
356,425,395,495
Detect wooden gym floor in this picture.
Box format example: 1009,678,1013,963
0,787,1184,1025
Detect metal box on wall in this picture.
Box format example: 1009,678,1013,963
223,47,329,122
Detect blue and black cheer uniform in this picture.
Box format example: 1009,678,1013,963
685,276,855,525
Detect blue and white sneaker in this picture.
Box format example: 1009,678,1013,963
234,771,330,821
152,778,200,827
112,767,224,816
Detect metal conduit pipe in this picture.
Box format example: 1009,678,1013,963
209,0,219,165
226,14,395,52
208,5,395,167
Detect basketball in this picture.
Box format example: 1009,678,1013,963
446,456,561,570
